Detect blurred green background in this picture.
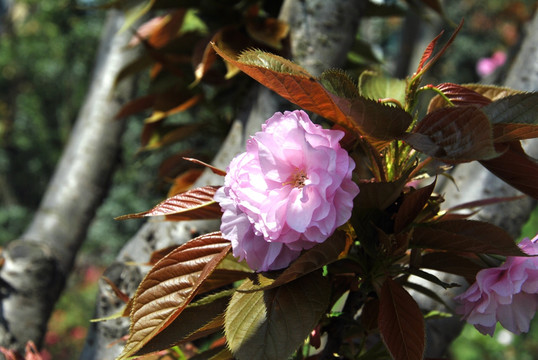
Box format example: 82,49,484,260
0,0,536,358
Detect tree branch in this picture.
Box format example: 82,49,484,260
0,9,142,354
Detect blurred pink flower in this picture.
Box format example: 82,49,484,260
476,51,507,78
455,234,538,336
215,110,359,271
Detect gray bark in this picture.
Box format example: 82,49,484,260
0,9,141,354
80,1,364,359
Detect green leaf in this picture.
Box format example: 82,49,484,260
403,106,499,162
115,185,222,221
225,270,330,360
411,220,525,256
319,69,359,99
359,71,406,107
118,232,231,359
378,277,425,360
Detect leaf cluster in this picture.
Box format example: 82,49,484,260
110,3,538,360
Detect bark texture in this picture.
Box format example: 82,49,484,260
80,1,365,359
0,9,141,354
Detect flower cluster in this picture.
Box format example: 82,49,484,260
215,110,359,271
455,234,538,336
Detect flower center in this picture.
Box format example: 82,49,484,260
284,168,308,188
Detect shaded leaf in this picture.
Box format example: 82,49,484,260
133,290,232,356
359,71,406,107
148,9,186,49
141,123,201,150
479,141,538,199
245,16,289,50
354,173,409,214
394,180,435,233
115,94,156,119
239,230,349,292
118,232,231,359
420,252,485,280
411,220,525,256
403,282,452,310
225,270,330,360
427,83,491,113
115,185,222,221
378,277,425,360
119,0,156,34
146,93,203,123
403,106,499,162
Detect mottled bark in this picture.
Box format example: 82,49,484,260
0,9,141,354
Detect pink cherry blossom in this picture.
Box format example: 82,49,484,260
214,110,359,271
455,234,538,336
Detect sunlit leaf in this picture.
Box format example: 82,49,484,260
378,277,425,360
212,45,412,141
146,93,203,123
481,93,538,142
115,185,222,221
320,69,359,99
225,270,330,360
411,220,525,256
403,106,499,162
359,71,406,107
427,83,491,113
182,157,227,176
463,84,524,101
118,232,231,359
479,141,538,199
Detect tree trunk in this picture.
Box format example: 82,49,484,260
0,9,141,354
80,1,365,359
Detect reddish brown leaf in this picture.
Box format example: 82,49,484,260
167,168,204,197
115,185,222,221
245,16,289,49
427,83,492,113
142,123,202,151
115,94,156,119
414,20,463,76
118,232,231,359
463,84,524,101
394,180,436,233
493,124,538,143
182,157,227,176
411,220,525,256
479,141,538,199
101,276,130,304
378,277,425,360
148,10,186,49
212,45,412,141
403,106,498,162
420,252,485,281
147,93,203,123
